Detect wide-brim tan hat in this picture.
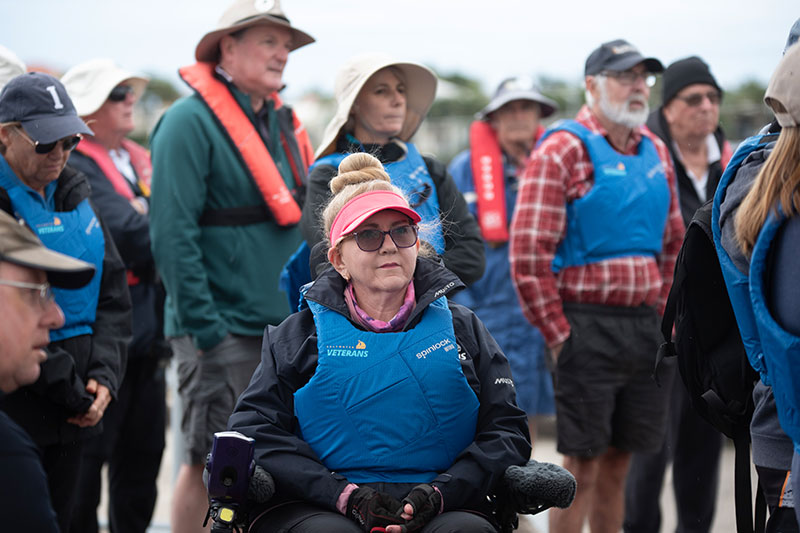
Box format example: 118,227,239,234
765,43,800,128
61,58,149,117
315,53,438,159
0,211,95,289
195,0,315,63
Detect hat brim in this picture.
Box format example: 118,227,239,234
20,114,93,144
315,58,437,160
593,56,664,75
477,89,558,120
195,15,315,63
2,247,95,289
340,206,422,238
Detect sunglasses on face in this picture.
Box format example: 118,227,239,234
108,85,134,102
349,224,419,252
676,91,722,107
15,127,82,155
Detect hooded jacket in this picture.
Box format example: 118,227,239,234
228,257,530,516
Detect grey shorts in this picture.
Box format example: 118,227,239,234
171,334,262,465
553,303,675,458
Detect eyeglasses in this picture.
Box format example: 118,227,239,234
676,91,722,107
108,85,134,103
349,224,419,252
0,279,54,309
602,70,656,88
408,183,432,208
15,127,82,155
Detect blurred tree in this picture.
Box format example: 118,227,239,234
130,74,182,146
428,71,489,118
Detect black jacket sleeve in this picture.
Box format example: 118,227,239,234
432,303,531,511
86,203,131,397
423,155,485,286
300,164,337,248
228,312,350,511
69,153,154,271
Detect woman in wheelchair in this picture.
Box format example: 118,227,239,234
228,153,531,532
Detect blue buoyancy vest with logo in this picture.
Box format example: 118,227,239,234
711,132,778,383
295,294,479,483
538,120,670,273
314,143,445,253
749,210,800,450
0,155,104,340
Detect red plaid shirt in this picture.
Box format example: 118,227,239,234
509,106,684,347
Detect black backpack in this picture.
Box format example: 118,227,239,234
656,200,763,533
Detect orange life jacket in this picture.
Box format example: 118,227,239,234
469,121,544,242
179,62,313,227
75,137,152,200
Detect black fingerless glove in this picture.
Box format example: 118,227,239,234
347,486,404,532
397,484,442,532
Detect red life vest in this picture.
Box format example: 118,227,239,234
469,121,543,242
179,62,313,227
75,137,152,200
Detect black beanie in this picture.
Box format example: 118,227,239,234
661,56,722,104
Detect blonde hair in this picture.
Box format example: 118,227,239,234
321,152,435,257
735,126,800,257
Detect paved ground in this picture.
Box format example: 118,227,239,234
99,388,751,532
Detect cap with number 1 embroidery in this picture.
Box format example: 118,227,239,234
0,72,93,144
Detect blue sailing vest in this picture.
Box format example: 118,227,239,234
314,142,445,253
538,120,669,273
295,295,479,483
749,211,800,450
0,155,104,340
711,133,777,383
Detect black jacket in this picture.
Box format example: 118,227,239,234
228,257,530,515
300,139,486,286
0,165,131,445
69,151,168,361
647,109,728,226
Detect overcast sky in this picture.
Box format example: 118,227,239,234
4,0,797,100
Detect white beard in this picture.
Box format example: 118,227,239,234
597,79,649,128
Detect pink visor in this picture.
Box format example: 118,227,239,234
329,190,422,246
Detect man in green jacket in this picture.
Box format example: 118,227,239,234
148,1,314,531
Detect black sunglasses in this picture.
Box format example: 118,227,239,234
108,85,134,102
676,91,722,107
16,127,82,154
350,224,419,252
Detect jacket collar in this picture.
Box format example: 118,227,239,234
303,256,464,330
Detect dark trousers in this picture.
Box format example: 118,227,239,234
250,502,497,532
624,376,723,533
70,358,167,533
42,440,84,533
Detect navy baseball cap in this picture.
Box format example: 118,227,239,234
585,39,664,76
0,72,93,144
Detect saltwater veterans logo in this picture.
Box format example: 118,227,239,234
36,216,64,235
327,340,368,358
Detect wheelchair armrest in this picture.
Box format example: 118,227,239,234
502,459,576,516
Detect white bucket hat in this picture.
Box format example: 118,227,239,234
0,45,26,91
195,0,314,63
315,53,438,159
61,59,148,117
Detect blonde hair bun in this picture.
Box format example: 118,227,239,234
329,153,392,195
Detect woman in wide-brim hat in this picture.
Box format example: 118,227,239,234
299,53,485,288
